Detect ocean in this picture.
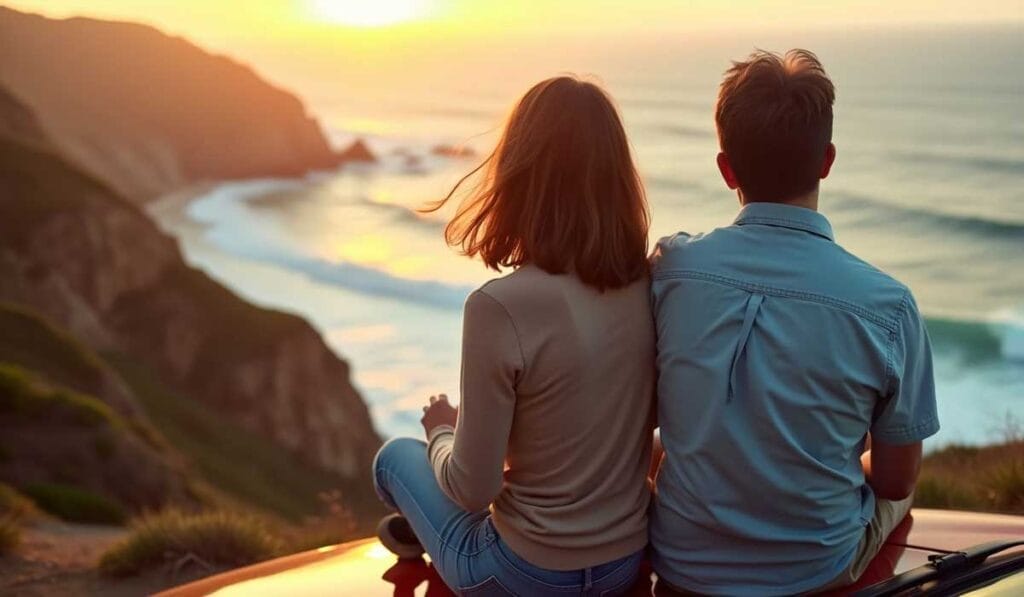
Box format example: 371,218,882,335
150,24,1023,448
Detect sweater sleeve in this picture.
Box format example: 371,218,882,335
428,289,522,512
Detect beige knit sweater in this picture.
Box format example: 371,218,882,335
427,265,656,570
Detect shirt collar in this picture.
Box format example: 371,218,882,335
733,202,835,241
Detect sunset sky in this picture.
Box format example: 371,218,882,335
7,0,1023,45
6,0,1021,137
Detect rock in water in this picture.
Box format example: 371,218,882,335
338,139,378,164
431,144,477,159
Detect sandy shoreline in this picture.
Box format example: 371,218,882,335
146,183,219,239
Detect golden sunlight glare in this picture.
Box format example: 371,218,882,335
306,0,434,27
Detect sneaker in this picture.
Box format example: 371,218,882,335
377,514,425,559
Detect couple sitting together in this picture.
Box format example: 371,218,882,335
372,49,939,596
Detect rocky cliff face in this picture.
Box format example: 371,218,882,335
0,86,381,487
0,6,343,202
108,265,382,479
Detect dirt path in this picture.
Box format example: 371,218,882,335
0,518,172,596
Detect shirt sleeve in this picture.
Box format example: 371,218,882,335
428,289,522,512
871,291,940,445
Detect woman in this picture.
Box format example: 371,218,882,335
372,75,656,596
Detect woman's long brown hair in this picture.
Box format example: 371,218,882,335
425,76,650,290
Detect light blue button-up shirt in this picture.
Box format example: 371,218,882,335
650,202,939,595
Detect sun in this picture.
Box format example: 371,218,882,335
306,0,434,27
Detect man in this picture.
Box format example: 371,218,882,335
649,49,939,595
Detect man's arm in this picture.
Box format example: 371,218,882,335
862,440,922,501
868,291,939,500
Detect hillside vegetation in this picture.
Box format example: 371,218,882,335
0,8,386,591
0,79,381,517
0,302,381,527
917,440,1024,514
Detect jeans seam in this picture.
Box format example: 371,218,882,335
372,452,396,510
461,576,515,595
379,467,495,557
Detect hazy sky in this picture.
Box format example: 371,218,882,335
6,0,1023,46
6,0,1021,121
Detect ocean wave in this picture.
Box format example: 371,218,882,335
268,253,474,310
831,191,1024,242
354,196,446,232
188,179,308,219
891,149,1024,175
925,316,1019,364
182,182,474,310
201,228,472,310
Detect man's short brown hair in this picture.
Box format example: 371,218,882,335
715,49,835,203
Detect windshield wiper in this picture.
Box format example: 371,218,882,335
853,540,1024,597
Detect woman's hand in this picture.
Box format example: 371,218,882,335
421,394,458,437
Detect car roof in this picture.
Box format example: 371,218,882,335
158,509,1024,597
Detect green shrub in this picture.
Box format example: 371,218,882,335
106,354,380,523
128,418,169,453
914,475,984,511
22,483,125,524
0,484,35,555
0,303,107,394
0,483,37,519
986,461,1024,511
918,441,1024,515
934,444,981,460
0,362,33,401
288,490,359,552
0,514,20,553
0,362,119,428
99,510,284,577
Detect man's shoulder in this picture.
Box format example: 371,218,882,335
651,226,914,324
818,242,915,322
650,229,727,273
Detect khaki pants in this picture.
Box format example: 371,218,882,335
653,494,915,596
814,494,915,592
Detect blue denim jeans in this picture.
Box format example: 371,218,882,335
373,437,644,596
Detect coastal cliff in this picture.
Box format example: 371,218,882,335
0,82,381,514
0,6,343,202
